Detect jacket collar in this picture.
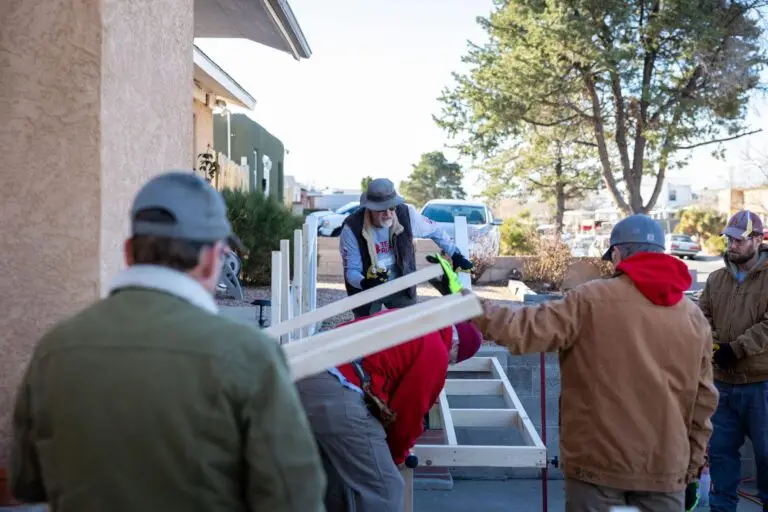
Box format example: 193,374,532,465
107,264,218,314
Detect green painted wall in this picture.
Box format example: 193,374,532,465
213,113,285,200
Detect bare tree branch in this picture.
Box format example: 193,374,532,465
674,129,762,150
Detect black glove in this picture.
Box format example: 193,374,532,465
684,481,699,511
361,268,389,290
713,342,738,369
451,251,473,271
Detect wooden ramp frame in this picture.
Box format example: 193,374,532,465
413,355,546,468
266,216,548,511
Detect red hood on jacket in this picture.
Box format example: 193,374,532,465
616,252,692,306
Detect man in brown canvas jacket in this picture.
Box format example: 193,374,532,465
467,214,719,512
698,210,768,512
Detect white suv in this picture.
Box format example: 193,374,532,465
318,201,361,237
419,199,502,255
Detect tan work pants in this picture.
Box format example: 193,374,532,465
565,478,685,512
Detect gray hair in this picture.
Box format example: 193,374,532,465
615,242,664,260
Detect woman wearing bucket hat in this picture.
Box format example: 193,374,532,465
339,178,473,318
295,310,483,511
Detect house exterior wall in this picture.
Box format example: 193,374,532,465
193,98,215,168
0,0,193,468
213,113,285,200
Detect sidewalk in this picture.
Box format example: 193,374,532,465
415,479,763,512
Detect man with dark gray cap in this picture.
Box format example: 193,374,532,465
340,178,472,318
698,210,768,512
10,171,325,512
465,214,717,511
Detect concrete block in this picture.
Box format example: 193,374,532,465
508,280,534,301
477,346,510,367
532,361,561,397
447,395,507,409
517,396,560,428
506,366,535,397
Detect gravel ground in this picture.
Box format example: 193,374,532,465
214,278,519,333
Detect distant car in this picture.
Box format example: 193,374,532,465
665,233,701,259
419,199,502,256
318,201,361,237
570,235,595,257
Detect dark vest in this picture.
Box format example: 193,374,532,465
343,204,417,314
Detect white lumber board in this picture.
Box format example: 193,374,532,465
266,264,445,338
438,390,458,445
450,408,519,428
287,293,482,381
412,445,546,468
401,468,414,512
454,216,472,291
270,251,281,328
490,356,545,449
449,357,493,372
443,379,503,396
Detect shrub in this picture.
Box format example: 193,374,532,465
676,207,728,255
468,234,498,284
500,216,537,255
522,237,573,291
222,188,304,285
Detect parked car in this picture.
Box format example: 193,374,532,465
665,233,701,259
419,199,502,256
318,201,361,236
570,235,595,257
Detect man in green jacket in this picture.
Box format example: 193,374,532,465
10,171,326,512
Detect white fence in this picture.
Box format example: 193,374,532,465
269,215,319,343
266,216,546,512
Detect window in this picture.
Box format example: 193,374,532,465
668,189,677,201
421,204,488,225
670,235,693,243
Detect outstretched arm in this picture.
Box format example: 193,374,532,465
472,291,582,354
407,204,458,256
340,225,365,289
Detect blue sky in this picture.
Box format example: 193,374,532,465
196,0,768,196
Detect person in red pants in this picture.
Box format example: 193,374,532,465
296,309,483,512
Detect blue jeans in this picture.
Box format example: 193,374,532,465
709,381,768,512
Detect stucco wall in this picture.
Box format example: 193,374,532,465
0,0,193,466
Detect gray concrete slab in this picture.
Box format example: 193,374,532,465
415,479,763,512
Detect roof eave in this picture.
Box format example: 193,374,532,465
263,0,312,60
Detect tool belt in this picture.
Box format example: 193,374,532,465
352,360,397,428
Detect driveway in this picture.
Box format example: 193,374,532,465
686,255,724,291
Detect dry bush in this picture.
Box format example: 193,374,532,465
522,237,573,292
522,239,614,292
469,234,498,284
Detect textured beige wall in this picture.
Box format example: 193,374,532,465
193,98,215,167
0,0,193,466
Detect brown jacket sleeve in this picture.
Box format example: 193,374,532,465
472,290,582,354
687,334,718,481
697,276,716,337
732,312,768,358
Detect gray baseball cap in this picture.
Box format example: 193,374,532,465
602,214,665,261
360,178,405,211
131,170,246,253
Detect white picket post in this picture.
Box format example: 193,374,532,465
280,239,292,343
293,229,304,340
304,216,319,337
270,251,282,328
454,215,472,291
